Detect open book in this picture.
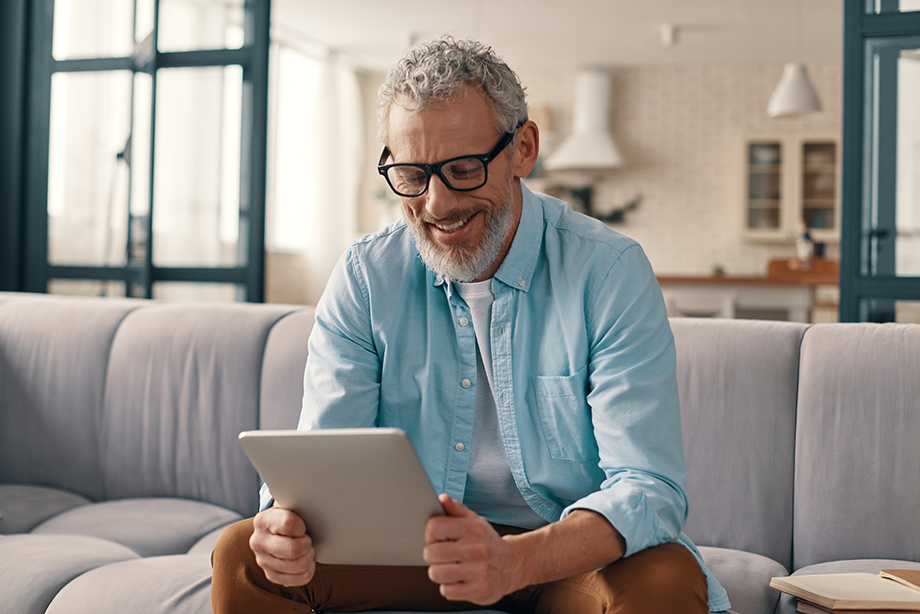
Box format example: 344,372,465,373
771,572,920,611
797,600,919,614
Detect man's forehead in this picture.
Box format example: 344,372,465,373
386,86,497,140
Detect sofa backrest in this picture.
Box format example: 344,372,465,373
671,317,808,572
259,308,315,431
0,295,141,501
0,293,316,518
100,302,303,517
792,322,920,569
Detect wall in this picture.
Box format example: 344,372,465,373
352,62,842,279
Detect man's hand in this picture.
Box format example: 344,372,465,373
424,494,526,605
249,506,315,587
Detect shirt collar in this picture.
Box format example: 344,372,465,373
493,183,541,292
431,182,544,293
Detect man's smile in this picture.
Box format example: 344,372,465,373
431,213,475,234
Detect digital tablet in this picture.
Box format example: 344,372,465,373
238,427,444,566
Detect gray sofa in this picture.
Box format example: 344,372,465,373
1,291,918,614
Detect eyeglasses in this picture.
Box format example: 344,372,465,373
377,129,516,198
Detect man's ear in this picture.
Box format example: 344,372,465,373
511,120,540,179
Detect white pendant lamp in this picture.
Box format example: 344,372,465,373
768,62,822,117
768,0,822,118
543,69,623,171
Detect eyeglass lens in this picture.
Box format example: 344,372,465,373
386,157,487,197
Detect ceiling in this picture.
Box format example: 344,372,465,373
270,0,844,71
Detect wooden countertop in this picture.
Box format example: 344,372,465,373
658,258,839,287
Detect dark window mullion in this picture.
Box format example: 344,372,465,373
23,0,55,293
239,0,270,302
157,48,250,69
51,57,134,73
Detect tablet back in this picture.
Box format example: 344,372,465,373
238,428,443,566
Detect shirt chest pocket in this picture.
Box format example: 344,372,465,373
532,368,596,462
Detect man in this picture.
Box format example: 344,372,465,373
212,36,730,613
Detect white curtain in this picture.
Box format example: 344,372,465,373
303,55,363,304
268,45,364,305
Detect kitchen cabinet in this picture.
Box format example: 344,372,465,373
743,134,840,243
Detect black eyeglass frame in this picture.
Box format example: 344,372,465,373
377,128,518,197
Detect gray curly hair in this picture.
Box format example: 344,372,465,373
377,36,528,144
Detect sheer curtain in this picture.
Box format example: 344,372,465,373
268,44,364,305
304,55,363,303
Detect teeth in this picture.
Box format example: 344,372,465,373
435,216,471,232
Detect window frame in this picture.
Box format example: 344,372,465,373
22,0,271,301
840,0,920,320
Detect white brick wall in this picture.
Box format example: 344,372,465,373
517,63,842,277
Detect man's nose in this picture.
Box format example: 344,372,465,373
424,174,461,220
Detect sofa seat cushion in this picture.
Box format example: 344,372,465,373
0,534,139,614
30,497,243,556
698,545,788,614
775,559,920,614
45,553,213,614
0,484,92,534
187,522,238,555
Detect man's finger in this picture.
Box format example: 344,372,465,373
263,566,315,588
438,493,475,517
261,507,307,537
427,559,467,585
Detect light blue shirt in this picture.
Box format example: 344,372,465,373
296,185,730,611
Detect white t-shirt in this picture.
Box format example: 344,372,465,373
455,279,546,529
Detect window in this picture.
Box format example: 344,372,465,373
23,0,270,301
840,0,920,321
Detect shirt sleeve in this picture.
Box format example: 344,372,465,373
259,482,274,512
297,248,382,431
561,243,689,559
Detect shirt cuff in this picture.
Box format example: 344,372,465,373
258,482,274,512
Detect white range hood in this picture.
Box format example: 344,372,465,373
543,69,623,171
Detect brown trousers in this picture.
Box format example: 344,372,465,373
211,518,709,614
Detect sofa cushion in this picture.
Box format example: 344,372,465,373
260,307,316,430
698,546,788,614
30,497,242,557
187,522,237,555
100,303,299,517
45,553,213,614
0,484,91,534
794,323,920,569
0,295,141,500
0,534,139,614
670,318,807,571
775,559,920,614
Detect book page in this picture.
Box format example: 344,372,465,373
882,570,920,594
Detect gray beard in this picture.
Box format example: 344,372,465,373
405,190,516,283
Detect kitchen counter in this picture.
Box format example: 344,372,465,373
657,259,839,322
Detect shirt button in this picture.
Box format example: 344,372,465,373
518,279,525,287
461,378,471,388
459,317,469,326
455,442,465,451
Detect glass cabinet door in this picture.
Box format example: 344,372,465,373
746,141,783,231
801,142,838,231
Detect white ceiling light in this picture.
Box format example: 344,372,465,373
767,62,822,117
767,0,822,118
543,69,623,171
